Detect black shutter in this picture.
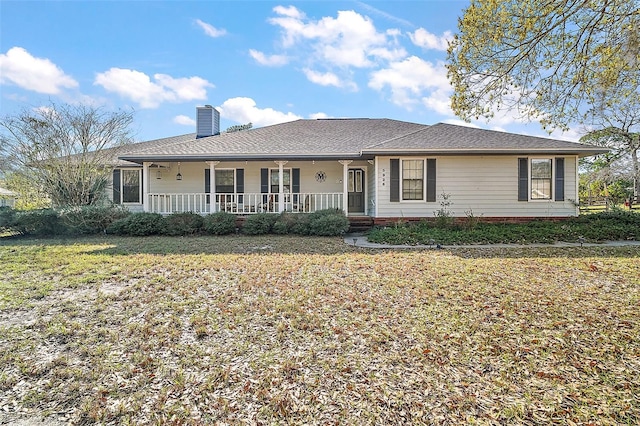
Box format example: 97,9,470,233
518,158,528,201
555,158,565,201
292,168,300,204
112,169,121,204
260,168,269,204
390,159,399,202
204,169,211,204
292,168,300,193
426,159,436,202
236,169,244,193
260,168,269,193
140,170,143,205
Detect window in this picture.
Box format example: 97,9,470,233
402,159,424,200
390,158,435,203
531,159,552,200
121,169,141,203
215,169,234,193
270,169,290,193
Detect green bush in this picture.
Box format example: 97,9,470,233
11,209,68,236
242,213,278,235
162,212,204,236
367,210,640,245
273,212,305,235
0,207,16,232
106,212,164,236
203,212,236,235
59,205,130,235
307,209,350,236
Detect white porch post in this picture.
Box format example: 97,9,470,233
208,161,219,213
142,162,150,212
275,160,288,212
339,160,352,214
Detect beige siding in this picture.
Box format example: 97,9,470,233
367,161,376,215
375,155,578,218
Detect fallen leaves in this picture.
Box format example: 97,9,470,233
0,237,639,425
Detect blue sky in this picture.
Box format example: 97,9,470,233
1,1,581,142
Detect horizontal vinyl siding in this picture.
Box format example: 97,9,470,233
368,161,376,215
375,156,578,218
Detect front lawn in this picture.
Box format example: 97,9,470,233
0,236,639,424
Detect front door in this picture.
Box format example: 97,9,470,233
348,169,365,214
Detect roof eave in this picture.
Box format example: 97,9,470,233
118,152,367,164
362,148,609,157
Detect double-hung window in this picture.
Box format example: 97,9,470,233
121,169,141,203
530,159,552,200
402,159,424,200
270,169,291,193
215,169,235,193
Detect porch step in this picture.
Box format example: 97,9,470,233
348,216,374,233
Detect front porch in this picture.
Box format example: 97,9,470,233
126,159,373,216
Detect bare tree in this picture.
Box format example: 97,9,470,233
0,103,134,207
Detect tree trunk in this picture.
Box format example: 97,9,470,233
633,136,639,205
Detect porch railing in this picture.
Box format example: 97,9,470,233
147,192,343,214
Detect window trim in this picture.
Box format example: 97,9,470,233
399,158,426,202
529,158,553,201
120,168,142,204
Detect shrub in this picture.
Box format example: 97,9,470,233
307,209,350,236
162,212,204,236
11,209,68,236
106,212,164,236
59,205,130,235
242,213,278,235
273,212,305,235
0,207,16,232
203,212,236,235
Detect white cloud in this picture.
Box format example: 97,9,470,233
309,112,330,119
195,19,227,38
409,28,453,51
173,115,196,126
421,88,453,116
249,49,289,67
303,68,358,91
268,7,405,68
218,97,301,127
0,47,78,94
272,5,304,19
369,56,450,110
94,68,213,108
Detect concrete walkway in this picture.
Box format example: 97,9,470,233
344,234,640,249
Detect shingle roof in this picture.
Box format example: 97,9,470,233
118,119,607,163
364,123,607,155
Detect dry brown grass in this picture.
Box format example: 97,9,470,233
0,235,639,425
